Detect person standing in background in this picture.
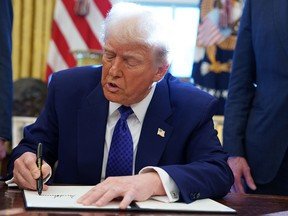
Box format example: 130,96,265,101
223,0,288,195
0,0,13,161
192,0,243,115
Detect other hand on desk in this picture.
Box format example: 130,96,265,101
77,172,166,209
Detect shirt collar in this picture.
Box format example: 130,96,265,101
108,82,157,123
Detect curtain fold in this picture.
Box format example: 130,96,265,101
12,0,56,81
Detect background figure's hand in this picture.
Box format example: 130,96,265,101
13,152,51,190
77,172,166,209
0,139,7,160
228,156,257,193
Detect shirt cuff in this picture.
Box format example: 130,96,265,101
5,171,52,187
139,166,179,203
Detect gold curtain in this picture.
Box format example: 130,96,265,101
12,0,56,81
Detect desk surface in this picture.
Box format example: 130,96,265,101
1,182,288,216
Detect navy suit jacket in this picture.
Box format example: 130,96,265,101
0,0,13,140
223,0,288,184
8,66,233,203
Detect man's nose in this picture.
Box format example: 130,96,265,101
109,56,123,77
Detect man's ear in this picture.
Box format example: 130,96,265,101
153,64,169,82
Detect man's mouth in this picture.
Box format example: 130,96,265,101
106,82,119,92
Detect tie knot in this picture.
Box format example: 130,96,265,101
118,106,133,120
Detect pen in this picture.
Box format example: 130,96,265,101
36,143,43,195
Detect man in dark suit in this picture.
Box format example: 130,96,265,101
7,2,233,208
223,0,288,195
0,0,13,160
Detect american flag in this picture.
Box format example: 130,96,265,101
197,8,231,47
46,0,112,81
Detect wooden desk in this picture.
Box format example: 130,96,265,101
1,182,288,216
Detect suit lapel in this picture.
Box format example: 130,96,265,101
274,0,288,59
77,83,109,184
135,79,173,173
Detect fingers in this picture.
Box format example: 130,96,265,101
24,153,41,179
243,167,257,191
231,165,245,193
233,176,246,193
78,177,136,209
230,185,236,193
119,192,134,209
14,169,35,189
42,184,49,191
14,152,38,190
41,162,51,192
228,156,256,193
93,187,120,206
78,185,107,205
42,162,52,179
78,174,159,208
78,179,124,206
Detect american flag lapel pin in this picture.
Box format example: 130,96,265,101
157,128,165,138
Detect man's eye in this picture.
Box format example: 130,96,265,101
126,59,140,67
104,52,115,60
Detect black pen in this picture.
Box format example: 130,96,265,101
36,143,43,195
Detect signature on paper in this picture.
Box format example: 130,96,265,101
41,194,76,199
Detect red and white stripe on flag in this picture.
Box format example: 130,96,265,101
196,15,227,47
46,0,112,81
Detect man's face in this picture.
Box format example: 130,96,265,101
101,37,167,106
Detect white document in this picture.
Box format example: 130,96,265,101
136,199,236,213
24,186,123,210
23,186,236,213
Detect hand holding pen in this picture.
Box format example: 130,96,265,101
12,149,52,191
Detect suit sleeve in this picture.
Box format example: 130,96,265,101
162,98,234,203
0,0,13,140
223,0,256,157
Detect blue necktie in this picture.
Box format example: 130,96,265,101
106,106,134,177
